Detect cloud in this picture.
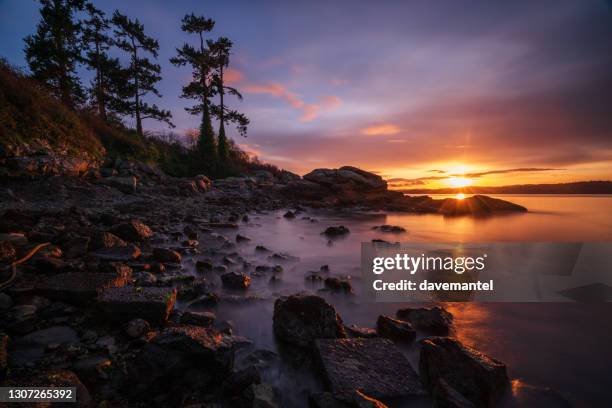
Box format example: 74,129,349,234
461,167,561,178
244,82,341,122
225,68,245,84
361,124,401,136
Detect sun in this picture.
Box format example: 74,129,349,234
446,177,473,188
455,193,466,200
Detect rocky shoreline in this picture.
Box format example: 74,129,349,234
0,161,541,407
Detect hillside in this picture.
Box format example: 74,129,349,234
398,181,612,195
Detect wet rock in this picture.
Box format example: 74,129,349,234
97,261,132,276
222,365,262,396
345,325,378,338
6,304,38,334
376,315,416,342
245,382,279,408
35,271,131,304
94,243,141,262
125,318,151,338
373,225,406,233
196,260,213,272
71,355,113,387
88,231,127,251
152,247,182,264
188,293,219,308
433,378,476,408
33,256,68,274
221,272,251,290
184,225,199,240
96,335,117,353
320,265,330,273
315,338,424,401
10,326,79,366
324,277,352,293
273,293,346,348
213,265,229,273
104,175,138,193
419,337,509,407
242,349,278,370
304,167,387,191
80,330,98,344
323,226,350,237
236,234,251,242
283,210,296,219
97,286,176,325
180,311,216,327
0,240,16,263
112,219,153,242
255,245,271,253
128,326,234,396
0,292,13,309
396,306,453,335
133,271,157,286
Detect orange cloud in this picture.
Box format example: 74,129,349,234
225,68,245,84
362,124,401,136
244,82,342,122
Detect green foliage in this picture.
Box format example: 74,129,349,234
24,0,86,108
112,11,173,135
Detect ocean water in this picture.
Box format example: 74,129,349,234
184,195,612,407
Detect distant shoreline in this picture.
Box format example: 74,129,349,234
396,181,612,195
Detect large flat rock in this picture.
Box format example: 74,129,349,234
35,271,131,304
315,338,424,401
97,287,176,325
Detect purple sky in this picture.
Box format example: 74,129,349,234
1,0,611,185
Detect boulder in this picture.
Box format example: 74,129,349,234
303,167,387,192
324,277,352,293
152,247,182,264
35,271,131,304
376,315,416,342
94,243,141,261
88,231,127,251
345,325,378,338
0,240,16,263
314,338,424,401
127,326,234,396
125,318,151,338
419,337,509,407
104,175,138,193
396,306,453,335
221,272,251,290
273,293,346,348
180,311,216,327
323,226,350,237
112,219,153,242
96,287,176,325
373,225,406,233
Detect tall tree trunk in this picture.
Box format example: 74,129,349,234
217,65,227,160
132,38,142,136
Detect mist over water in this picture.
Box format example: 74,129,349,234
184,195,612,407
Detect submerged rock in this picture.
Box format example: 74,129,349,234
315,338,424,402
376,315,416,342
373,225,406,233
396,306,453,335
419,337,510,407
221,272,252,290
324,277,352,293
273,293,346,348
323,226,350,237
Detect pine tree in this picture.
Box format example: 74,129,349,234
209,37,249,161
82,3,127,120
170,13,217,167
112,11,173,136
24,0,85,108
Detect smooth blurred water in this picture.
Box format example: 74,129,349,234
185,195,612,407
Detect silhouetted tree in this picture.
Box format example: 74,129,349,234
209,37,249,160
170,13,217,166
24,0,85,107
82,3,127,120
112,11,173,136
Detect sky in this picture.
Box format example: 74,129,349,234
1,0,611,187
